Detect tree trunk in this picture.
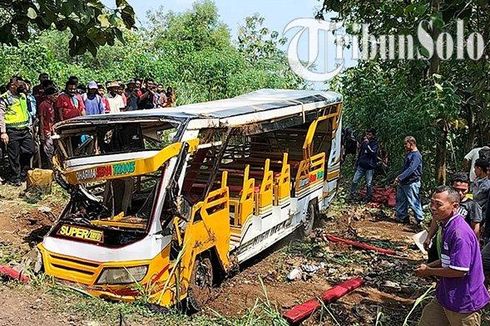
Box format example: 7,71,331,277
435,123,448,185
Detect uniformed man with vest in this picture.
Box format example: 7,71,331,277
0,77,35,186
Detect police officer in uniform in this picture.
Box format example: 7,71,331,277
0,77,35,186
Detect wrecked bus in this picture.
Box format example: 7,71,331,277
37,89,343,310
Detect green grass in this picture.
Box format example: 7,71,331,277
0,242,25,265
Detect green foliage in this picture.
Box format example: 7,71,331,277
332,61,461,185
0,0,135,56
0,1,303,106
323,0,489,184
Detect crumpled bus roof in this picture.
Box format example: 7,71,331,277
55,89,342,130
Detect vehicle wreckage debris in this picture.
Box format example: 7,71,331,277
325,234,398,256
287,263,327,282
282,277,364,324
0,265,30,284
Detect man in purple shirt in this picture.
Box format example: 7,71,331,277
416,186,489,325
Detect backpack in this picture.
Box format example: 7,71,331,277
479,147,490,163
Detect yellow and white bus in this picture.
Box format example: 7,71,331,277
38,89,342,310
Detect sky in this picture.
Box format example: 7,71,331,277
104,0,324,39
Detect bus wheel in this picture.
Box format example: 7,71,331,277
187,254,214,312
302,201,317,236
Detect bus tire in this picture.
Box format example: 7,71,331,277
302,200,317,236
186,254,214,313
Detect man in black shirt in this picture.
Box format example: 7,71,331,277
425,172,482,262
452,172,483,236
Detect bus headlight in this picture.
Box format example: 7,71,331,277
96,265,148,285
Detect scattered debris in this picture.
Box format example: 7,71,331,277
326,234,398,256
282,277,365,324
301,262,325,274
287,267,302,281
0,265,30,283
359,186,396,207
382,280,402,291
38,206,52,213
412,230,428,255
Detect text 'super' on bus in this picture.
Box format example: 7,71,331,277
37,89,343,310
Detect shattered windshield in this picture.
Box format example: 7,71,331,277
51,120,180,245
56,121,179,160
53,169,164,246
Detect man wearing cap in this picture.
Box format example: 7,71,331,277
83,81,105,116
38,86,58,168
106,81,125,114
0,77,35,186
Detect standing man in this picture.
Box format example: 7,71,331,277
55,80,85,122
38,86,58,168
395,136,424,225
473,159,490,241
424,172,483,262
473,159,490,215
32,72,49,99
125,80,139,111
117,82,127,109
416,186,489,325
0,77,35,186
464,143,490,185
138,79,156,110
106,81,125,114
98,84,111,113
83,81,105,116
349,128,378,202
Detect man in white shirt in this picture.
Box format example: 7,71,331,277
464,144,490,183
105,81,125,113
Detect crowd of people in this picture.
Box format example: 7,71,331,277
0,74,177,186
349,130,490,325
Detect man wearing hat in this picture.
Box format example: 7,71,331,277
106,81,125,114
83,81,105,116
38,86,58,168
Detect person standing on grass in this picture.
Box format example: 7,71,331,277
55,80,85,122
349,128,378,202
416,186,489,326
395,136,424,225
473,159,490,242
424,172,483,262
97,84,111,114
464,143,490,186
0,77,35,186
105,81,125,114
38,86,58,168
32,72,49,100
82,81,105,116
473,159,490,216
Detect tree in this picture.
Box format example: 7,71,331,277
0,1,304,106
319,0,489,185
0,0,135,56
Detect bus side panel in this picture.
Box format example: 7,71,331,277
322,117,342,210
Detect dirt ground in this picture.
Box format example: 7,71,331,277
0,183,485,325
